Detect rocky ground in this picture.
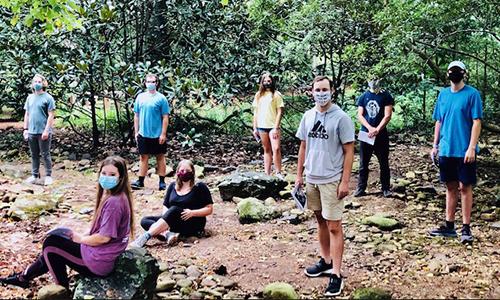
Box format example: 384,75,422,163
0,126,499,299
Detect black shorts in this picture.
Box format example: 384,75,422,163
257,127,273,133
439,156,477,185
137,135,167,155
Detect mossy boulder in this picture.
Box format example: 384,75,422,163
236,198,276,224
218,171,287,201
73,248,160,299
362,215,401,231
8,193,62,220
352,287,391,300
263,282,298,299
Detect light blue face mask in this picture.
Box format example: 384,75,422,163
146,83,156,91
99,175,119,190
33,83,43,91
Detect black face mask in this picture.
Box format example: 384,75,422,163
263,83,272,89
448,71,464,83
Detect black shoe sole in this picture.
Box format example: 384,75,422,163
304,268,333,277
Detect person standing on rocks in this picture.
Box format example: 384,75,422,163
23,74,56,185
429,61,482,244
295,76,355,296
130,159,213,248
354,76,394,198
131,73,170,191
0,156,134,289
252,72,285,180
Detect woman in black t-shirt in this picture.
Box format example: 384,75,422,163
130,160,213,247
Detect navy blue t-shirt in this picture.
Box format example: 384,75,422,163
356,90,395,132
163,182,213,210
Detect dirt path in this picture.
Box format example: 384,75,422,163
0,141,499,299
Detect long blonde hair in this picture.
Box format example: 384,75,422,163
175,159,196,190
91,156,135,238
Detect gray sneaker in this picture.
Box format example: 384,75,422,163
460,227,473,244
166,232,180,246
130,233,150,248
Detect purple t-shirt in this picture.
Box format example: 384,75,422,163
81,193,131,276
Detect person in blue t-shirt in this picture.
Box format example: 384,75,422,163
131,74,171,191
354,77,394,198
23,74,56,186
428,61,482,245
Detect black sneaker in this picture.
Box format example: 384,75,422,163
353,188,366,197
159,181,166,191
304,258,333,277
324,274,344,297
0,273,29,288
131,180,144,190
428,225,457,237
460,227,473,245
382,190,393,198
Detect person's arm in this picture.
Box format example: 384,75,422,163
375,105,393,132
295,140,306,188
430,121,441,158
464,119,481,163
337,142,354,200
41,110,55,140
181,204,213,221
134,113,139,140
72,233,111,246
159,114,169,144
357,106,377,137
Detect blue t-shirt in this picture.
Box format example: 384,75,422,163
432,85,483,157
24,92,56,134
356,90,394,132
133,91,170,138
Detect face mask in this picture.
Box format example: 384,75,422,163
313,91,331,106
33,83,43,91
146,83,156,91
448,71,464,84
263,83,272,89
368,80,380,90
99,175,119,190
177,170,194,182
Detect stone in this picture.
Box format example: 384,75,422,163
237,197,277,224
491,221,500,230
201,276,217,288
218,171,288,201
352,287,391,300
0,165,26,178
176,278,193,289
279,190,292,199
37,284,68,300
405,171,416,179
198,287,223,298
81,153,92,160
165,165,175,177
73,248,160,300
171,274,187,281
263,282,298,299
8,193,61,220
264,197,277,206
185,265,202,279
362,215,401,231
284,174,296,183
156,273,176,292
189,291,204,299
177,259,194,267
415,185,437,194
79,159,91,167
173,266,186,274
68,153,77,160
480,213,497,222
194,165,204,178
214,275,236,289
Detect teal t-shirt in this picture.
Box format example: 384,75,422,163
432,85,483,157
24,92,56,134
133,91,170,138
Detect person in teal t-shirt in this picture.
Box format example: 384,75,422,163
23,74,56,186
131,73,170,191
428,61,483,245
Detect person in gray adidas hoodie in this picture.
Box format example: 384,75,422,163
295,76,355,297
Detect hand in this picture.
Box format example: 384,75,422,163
430,147,438,160
135,132,139,143
181,209,194,221
368,127,379,138
71,232,83,244
337,181,349,200
271,128,280,140
253,129,260,141
41,131,49,140
295,176,304,189
159,134,167,144
23,130,29,141
464,148,476,163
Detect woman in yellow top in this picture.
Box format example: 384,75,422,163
252,73,284,179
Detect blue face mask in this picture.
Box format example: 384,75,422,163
33,83,43,91
146,83,156,91
99,175,119,190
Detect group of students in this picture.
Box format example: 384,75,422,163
2,60,482,297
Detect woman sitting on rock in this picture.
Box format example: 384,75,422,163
131,159,213,247
0,156,134,289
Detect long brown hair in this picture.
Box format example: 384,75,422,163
91,156,135,238
31,74,48,93
175,159,195,190
257,72,276,99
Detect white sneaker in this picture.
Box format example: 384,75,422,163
44,176,53,185
166,232,180,246
25,176,37,184
275,172,285,181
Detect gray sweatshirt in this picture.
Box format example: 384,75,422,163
296,104,355,184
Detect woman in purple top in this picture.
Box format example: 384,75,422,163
0,156,134,289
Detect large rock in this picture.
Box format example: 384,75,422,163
73,248,160,300
263,282,298,299
38,284,68,300
237,198,277,224
352,287,391,300
218,171,287,201
362,215,401,231
8,193,61,220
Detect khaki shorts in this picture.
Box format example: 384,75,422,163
306,181,344,221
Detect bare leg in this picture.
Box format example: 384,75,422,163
148,218,170,236
139,154,149,177
327,220,344,276
445,181,459,222
156,154,166,176
260,132,272,175
459,183,473,224
270,132,282,173
315,211,331,263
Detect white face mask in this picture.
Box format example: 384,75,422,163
313,91,331,106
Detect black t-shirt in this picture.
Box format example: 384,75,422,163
163,182,213,210
356,90,395,132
